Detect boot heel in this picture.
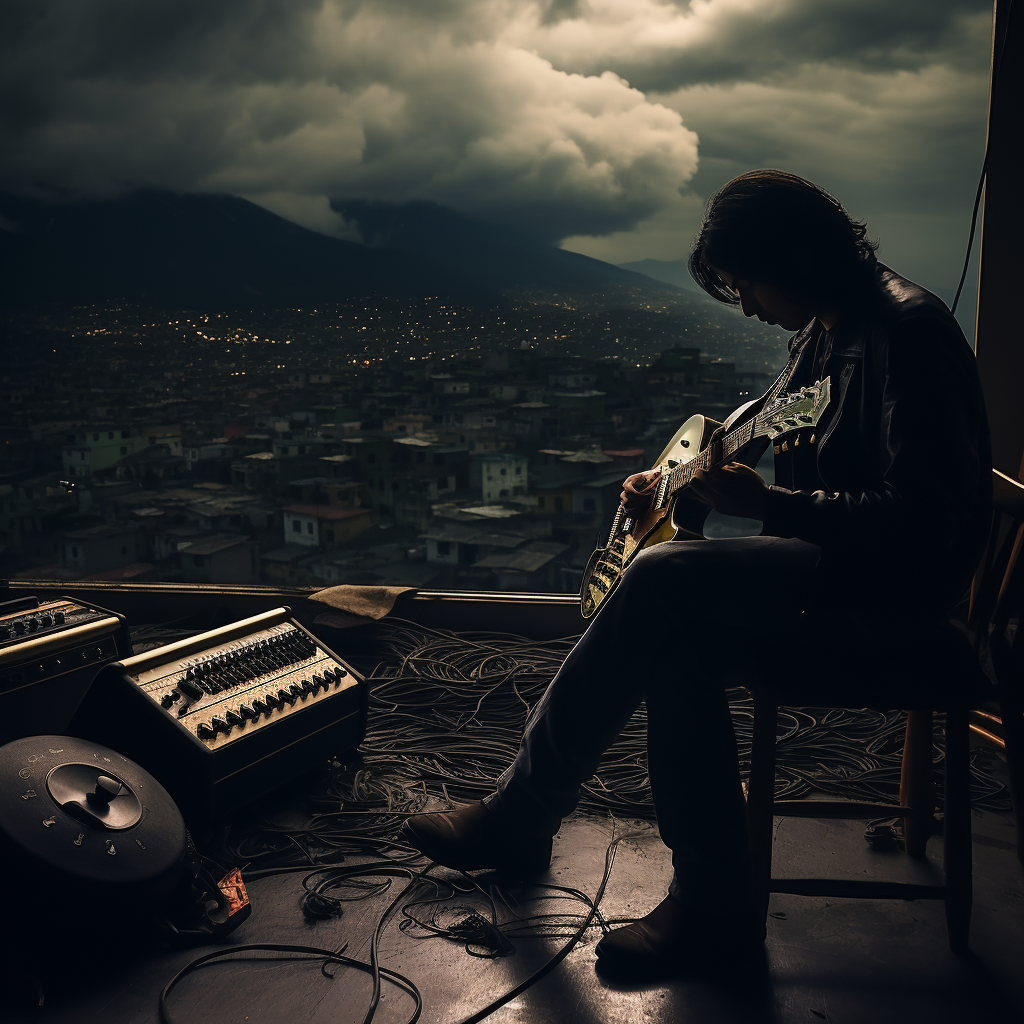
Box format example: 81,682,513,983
496,837,552,880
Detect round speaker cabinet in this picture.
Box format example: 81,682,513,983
0,735,190,934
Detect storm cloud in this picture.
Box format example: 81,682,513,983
1,0,994,282
0,0,698,240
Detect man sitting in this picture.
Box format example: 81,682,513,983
401,169,992,978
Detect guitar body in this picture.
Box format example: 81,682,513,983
580,414,721,619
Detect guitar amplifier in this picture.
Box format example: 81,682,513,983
0,595,132,745
69,607,367,828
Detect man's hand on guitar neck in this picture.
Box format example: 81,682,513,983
620,469,662,515
689,462,769,521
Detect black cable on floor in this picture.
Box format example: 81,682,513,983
157,942,422,1024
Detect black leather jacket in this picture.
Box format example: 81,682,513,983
760,263,992,625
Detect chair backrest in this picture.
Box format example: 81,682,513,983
968,468,1024,867
968,469,1024,637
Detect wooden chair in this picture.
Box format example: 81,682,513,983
745,468,1024,953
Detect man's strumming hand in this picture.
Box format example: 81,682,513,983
620,469,662,515
688,462,769,520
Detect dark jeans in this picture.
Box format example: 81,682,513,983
483,536,822,909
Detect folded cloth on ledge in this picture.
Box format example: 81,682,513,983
309,584,416,620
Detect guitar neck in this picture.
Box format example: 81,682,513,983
664,417,762,498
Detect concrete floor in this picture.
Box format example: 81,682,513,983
21,799,1023,1024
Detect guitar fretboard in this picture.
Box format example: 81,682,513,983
659,336,813,502
663,416,759,498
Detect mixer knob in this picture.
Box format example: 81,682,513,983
178,678,204,701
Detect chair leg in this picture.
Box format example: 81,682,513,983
746,693,779,928
943,707,973,954
995,663,1024,871
899,709,935,858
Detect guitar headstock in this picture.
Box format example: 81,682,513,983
755,377,831,440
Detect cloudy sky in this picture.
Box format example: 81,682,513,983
1,0,993,298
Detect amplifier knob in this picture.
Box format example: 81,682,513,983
54,610,66,624
0,626,11,641
160,692,178,708
280,687,297,706
14,621,26,635
197,722,216,739
265,693,282,710
211,715,230,734
252,697,268,715
225,709,243,727
239,704,257,721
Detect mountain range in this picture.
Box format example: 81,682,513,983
0,190,681,310
618,257,703,294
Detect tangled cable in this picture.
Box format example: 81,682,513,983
356,619,1010,817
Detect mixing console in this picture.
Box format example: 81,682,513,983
69,608,366,827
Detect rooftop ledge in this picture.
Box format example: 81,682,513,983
1,578,587,640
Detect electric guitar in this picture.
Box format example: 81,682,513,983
580,377,832,618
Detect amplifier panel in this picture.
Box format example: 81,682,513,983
0,596,132,744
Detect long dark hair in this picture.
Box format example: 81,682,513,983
688,169,878,305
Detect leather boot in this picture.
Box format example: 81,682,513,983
595,893,764,980
400,800,553,879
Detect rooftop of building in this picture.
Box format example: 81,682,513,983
283,504,372,520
